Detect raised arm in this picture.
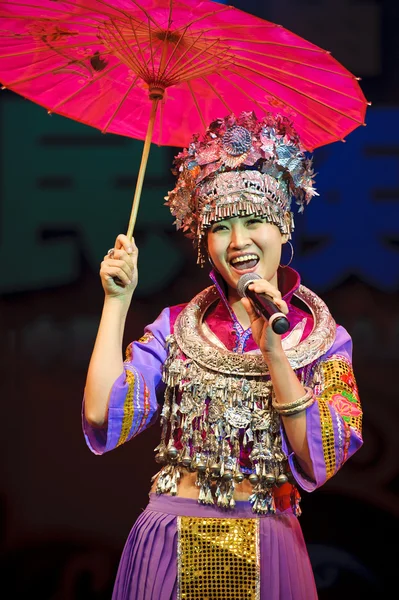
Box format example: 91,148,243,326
84,234,138,427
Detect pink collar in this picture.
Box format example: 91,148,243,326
207,267,310,352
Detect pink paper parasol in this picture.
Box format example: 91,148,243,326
0,0,369,237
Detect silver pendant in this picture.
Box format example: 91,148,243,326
225,406,252,428
251,410,271,431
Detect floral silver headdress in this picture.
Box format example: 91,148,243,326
165,111,318,262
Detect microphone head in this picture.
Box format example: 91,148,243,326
237,272,261,298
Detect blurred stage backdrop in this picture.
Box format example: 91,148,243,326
0,0,398,598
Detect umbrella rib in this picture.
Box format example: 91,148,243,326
50,63,121,111
167,0,173,30
0,28,103,40
0,13,114,33
226,46,353,77
95,0,155,24
234,55,364,102
201,76,234,114
80,0,155,25
198,32,327,54
2,60,90,87
160,26,189,79
162,29,207,81
146,14,156,77
173,61,234,84
33,28,119,81
125,0,161,28
1,1,129,22
232,68,353,136
1,50,115,82
215,72,276,121
0,42,118,70
105,28,156,83
155,0,173,83
0,37,115,57
42,35,93,72
8,29,95,80
219,70,341,141
230,64,364,123
101,74,141,133
125,15,154,77
0,47,80,70
169,52,234,85
106,18,148,78
166,39,231,84
197,23,308,35
173,5,233,33
1,1,156,35
186,80,207,131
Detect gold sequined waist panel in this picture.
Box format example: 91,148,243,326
177,516,260,600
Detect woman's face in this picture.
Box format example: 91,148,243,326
207,215,287,295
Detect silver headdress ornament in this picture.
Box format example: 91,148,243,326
165,111,318,263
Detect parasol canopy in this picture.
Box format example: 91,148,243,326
0,0,369,236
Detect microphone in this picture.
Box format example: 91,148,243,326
237,273,290,335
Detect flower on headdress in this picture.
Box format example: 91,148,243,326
260,138,275,159
222,125,252,156
196,144,221,165
166,186,196,238
165,110,318,239
218,125,252,168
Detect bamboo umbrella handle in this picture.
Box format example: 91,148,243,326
126,97,159,240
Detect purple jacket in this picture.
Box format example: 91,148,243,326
83,267,363,493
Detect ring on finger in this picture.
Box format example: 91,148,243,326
107,248,115,259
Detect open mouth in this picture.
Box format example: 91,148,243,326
230,254,259,272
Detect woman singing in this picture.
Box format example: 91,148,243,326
83,111,363,600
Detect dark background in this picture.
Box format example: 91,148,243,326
0,0,398,598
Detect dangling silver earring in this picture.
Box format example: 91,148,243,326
207,253,218,271
280,241,294,268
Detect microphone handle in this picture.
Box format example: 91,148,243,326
246,288,290,335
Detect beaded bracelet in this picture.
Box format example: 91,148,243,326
272,386,316,416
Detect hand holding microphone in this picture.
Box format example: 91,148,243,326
237,273,290,335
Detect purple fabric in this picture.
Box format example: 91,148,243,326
82,307,171,454
112,494,318,600
82,266,363,497
281,324,363,491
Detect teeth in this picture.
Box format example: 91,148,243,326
231,254,258,264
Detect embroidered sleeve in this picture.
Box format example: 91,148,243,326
82,308,170,455
282,325,363,491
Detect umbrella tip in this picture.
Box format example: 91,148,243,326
367,101,372,106
340,139,346,143
1,86,6,90
47,110,52,115
356,76,362,81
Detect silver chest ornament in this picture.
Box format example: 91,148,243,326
152,284,335,514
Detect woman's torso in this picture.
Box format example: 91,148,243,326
151,469,254,500
152,269,317,507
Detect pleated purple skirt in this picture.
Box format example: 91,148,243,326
112,493,318,600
